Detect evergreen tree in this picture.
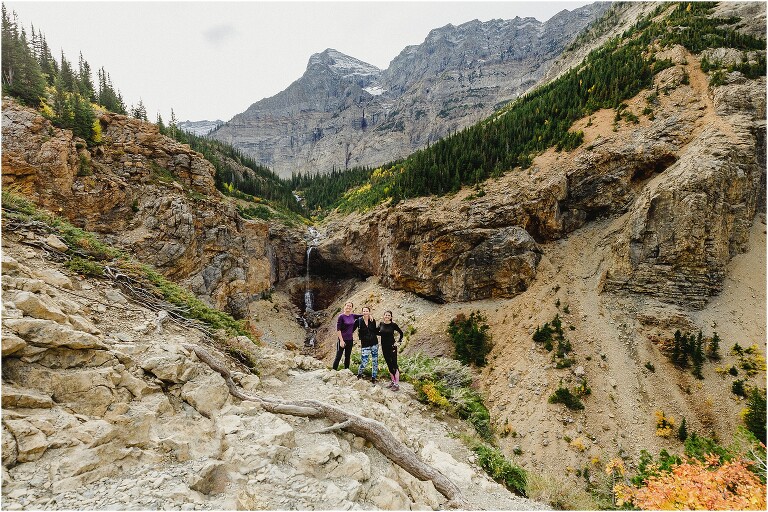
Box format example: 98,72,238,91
708,331,721,360
130,99,147,121
96,67,126,114
36,33,57,85
51,74,70,126
743,387,766,443
71,91,94,141
58,51,76,92
692,331,705,379
1,7,46,107
169,108,178,138
677,417,688,441
156,113,165,134
77,52,95,101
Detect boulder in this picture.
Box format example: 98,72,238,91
3,419,48,462
365,475,412,510
180,372,229,418
12,291,69,323
1,332,26,356
189,461,231,495
1,384,53,409
420,441,474,486
3,318,107,350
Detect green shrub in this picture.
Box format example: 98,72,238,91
448,311,491,367
77,154,92,176
743,387,766,443
732,379,747,397
548,383,584,410
473,443,527,496
399,353,492,441
631,449,681,486
454,389,493,442
684,432,731,463
237,204,273,221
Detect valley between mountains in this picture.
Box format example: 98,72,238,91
2,1,767,510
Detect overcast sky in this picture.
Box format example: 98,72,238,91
6,1,592,122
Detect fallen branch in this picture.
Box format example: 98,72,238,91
185,343,469,508
311,419,352,434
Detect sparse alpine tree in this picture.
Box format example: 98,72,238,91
77,51,95,101
130,99,147,121
169,108,178,138
708,331,721,360
692,331,705,379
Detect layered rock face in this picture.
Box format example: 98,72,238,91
1,242,543,510
317,205,543,303
603,73,766,307
1,100,305,317
212,4,610,177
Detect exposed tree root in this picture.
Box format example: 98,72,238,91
185,343,469,508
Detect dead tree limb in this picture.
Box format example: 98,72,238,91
312,419,352,434
185,344,469,508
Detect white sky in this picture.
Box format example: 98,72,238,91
5,0,592,122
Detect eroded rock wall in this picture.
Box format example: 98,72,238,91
1,100,305,317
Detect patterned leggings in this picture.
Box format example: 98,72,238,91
358,345,379,379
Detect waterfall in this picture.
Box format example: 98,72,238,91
304,246,315,312
301,228,320,351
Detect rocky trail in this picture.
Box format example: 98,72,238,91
1,231,547,511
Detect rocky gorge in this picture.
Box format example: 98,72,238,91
2,0,767,509
1,237,543,510
1,100,307,321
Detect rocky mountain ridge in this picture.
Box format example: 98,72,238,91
303,0,766,488
177,120,223,137
211,2,611,177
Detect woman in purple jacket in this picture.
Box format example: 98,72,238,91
333,301,360,370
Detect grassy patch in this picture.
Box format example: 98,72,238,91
472,443,527,496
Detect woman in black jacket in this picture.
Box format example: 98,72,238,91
379,310,403,390
355,306,379,383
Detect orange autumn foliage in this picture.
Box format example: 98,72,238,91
615,454,766,510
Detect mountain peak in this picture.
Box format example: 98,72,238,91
307,48,381,78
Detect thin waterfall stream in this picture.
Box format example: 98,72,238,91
302,228,319,349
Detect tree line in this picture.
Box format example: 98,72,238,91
2,6,126,143
1,7,303,218
162,125,304,214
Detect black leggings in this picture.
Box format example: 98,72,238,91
382,343,398,375
332,339,353,370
